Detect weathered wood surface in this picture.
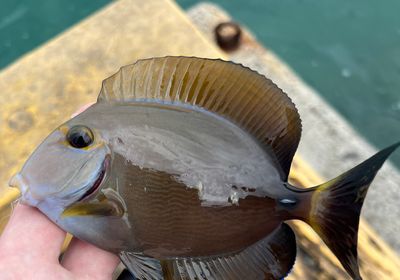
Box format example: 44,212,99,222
0,0,399,279
0,0,221,224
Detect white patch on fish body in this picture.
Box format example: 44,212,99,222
196,181,203,196
229,191,240,205
86,103,282,206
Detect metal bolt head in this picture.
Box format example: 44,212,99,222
214,22,242,51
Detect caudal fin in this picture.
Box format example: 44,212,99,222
297,142,399,279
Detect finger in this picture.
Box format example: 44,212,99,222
0,203,66,262
61,237,119,279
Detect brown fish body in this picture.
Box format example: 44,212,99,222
116,158,281,258
11,57,399,279
71,102,290,257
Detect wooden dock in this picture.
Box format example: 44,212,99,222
0,0,399,278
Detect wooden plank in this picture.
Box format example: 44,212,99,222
1,0,399,279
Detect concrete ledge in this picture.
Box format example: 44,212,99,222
187,3,400,279
187,2,400,254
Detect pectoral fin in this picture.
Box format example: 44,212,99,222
62,200,123,217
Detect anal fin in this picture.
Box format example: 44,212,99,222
119,224,296,279
119,252,164,280
163,223,296,280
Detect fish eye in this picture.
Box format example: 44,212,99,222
66,125,94,149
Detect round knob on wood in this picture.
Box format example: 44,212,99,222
214,22,242,51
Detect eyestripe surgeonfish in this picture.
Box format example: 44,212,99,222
9,57,399,280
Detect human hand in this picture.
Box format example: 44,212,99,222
0,204,120,279
0,103,120,280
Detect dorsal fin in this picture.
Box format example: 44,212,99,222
98,56,301,180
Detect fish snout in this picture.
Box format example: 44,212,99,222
9,173,43,207
9,173,29,197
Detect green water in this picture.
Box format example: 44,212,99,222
0,0,109,68
1,0,399,168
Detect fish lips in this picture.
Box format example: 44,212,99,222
9,173,36,205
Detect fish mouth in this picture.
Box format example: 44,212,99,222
9,173,25,192
78,155,110,201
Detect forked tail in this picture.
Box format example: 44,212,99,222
290,142,399,280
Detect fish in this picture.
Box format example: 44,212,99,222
8,56,399,280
